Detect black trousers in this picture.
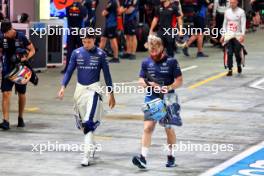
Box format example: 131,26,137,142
215,13,224,41
158,30,175,58
226,38,243,69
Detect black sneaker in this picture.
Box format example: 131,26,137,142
121,53,131,59
237,66,242,74
0,120,10,130
196,52,209,58
132,155,147,169
108,58,120,63
226,70,233,76
129,54,136,60
17,117,25,128
166,155,176,167
182,47,190,57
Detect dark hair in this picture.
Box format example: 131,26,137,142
82,34,96,39
1,20,12,33
19,13,29,23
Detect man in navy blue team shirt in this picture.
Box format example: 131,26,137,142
132,34,183,169
57,34,116,166
0,21,35,130
99,0,120,63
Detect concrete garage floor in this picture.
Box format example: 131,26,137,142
0,30,264,176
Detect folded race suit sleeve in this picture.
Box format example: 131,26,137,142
73,82,104,126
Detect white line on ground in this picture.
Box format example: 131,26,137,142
114,65,198,85
199,141,264,176
249,78,264,90
181,65,198,72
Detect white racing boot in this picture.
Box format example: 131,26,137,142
81,132,94,167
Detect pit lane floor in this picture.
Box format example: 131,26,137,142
0,30,263,176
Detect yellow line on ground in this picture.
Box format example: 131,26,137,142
25,107,40,112
188,72,228,89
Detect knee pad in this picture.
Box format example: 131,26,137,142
82,120,100,135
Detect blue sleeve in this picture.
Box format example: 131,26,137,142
172,59,182,78
61,51,77,87
101,53,113,92
21,34,31,47
139,60,147,78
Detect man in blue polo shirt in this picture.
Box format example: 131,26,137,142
132,35,183,169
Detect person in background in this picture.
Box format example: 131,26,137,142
83,0,99,28
99,0,120,63
221,0,246,76
212,0,229,45
182,0,213,58
150,0,183,58
120,0,139,60
0,21,35,130
62,0,87,73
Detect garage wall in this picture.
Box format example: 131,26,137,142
9,0,38,22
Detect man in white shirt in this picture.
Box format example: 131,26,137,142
220,0,246,76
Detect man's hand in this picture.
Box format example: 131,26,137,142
119,6,126,14
20,55,28,62
220,36,224,43
208,3,214,9
57,86,65,100
239,35,245,43
108,93,116,109
102,10,108,16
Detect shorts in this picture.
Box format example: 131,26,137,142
124,20,137,35
193,16,206,33
1,77,27,94
103,26,117,39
